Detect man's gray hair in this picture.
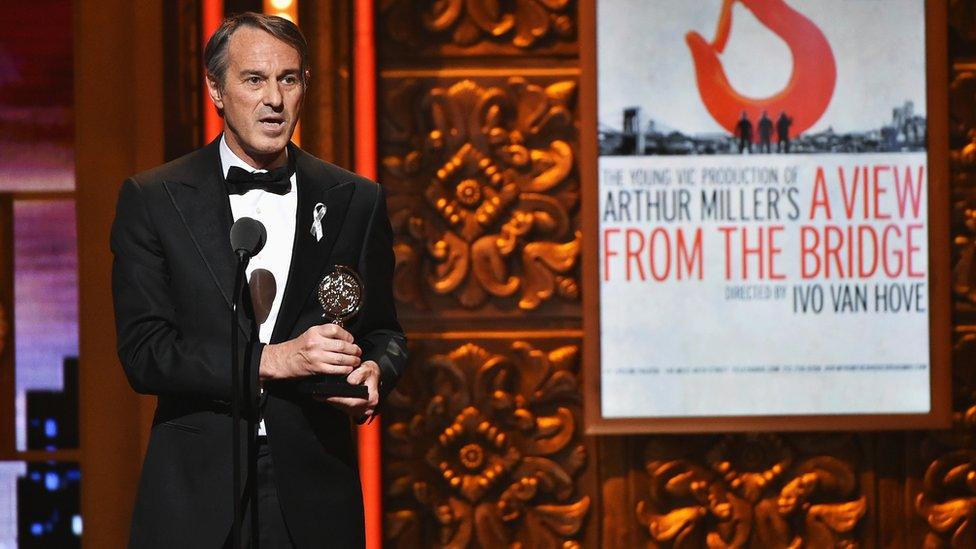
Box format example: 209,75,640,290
204,11,309,88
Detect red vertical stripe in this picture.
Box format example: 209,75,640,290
353,1,382,548
354,0,378,180
202,0,224,142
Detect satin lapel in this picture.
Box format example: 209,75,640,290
271,151,354,343
161,140,249,333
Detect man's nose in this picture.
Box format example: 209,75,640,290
263,82,284,109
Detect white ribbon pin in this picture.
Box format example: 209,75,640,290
311,203,327,241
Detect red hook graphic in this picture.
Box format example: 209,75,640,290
686,0,836,139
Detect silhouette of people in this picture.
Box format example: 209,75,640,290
776,112,793,153
758,111,773,153
735,111,753,153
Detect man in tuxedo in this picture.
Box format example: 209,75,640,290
111,12,406,548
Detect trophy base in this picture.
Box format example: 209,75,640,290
295,374,369,399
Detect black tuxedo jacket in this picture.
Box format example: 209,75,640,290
111,138,407,548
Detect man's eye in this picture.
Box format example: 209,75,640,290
282,76,297,85
247,76,262,84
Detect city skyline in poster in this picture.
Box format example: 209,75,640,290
598,0,926,139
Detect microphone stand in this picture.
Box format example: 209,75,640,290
231,252,249,549
242,290,260,548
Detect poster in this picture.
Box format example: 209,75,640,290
597,0,930,418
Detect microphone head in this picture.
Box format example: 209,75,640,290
230,217,267,258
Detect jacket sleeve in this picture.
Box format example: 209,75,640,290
355,184,408,405
111,178,262,403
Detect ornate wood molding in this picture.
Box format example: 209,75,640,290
381,77,581,315
914,57,976,548
382,338,589,547
916,448,976,548
950,69,976,316
914,331,976,547
634,434,866,548
379,0,577,56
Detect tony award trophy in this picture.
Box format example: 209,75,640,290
298,265,369,398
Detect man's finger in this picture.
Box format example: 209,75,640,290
325,395,368,408
366,377,379,407
316,323,354,343
346,367,369,385
312,362,355,376
317,351,360,367
316,337,360,355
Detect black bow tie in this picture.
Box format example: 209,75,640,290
225,164,293,195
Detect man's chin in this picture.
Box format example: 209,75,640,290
245,139,291,158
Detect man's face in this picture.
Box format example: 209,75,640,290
207,26,304,167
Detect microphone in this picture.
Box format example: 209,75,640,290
230,217,266,259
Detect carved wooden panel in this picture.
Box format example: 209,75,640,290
600,434,870,548
913,332,976,547
909,56,976,548
380,76,581,322
915,341,976,548
378,0,578,59
950,68,976,320
644,436,866,548
382,336,592,548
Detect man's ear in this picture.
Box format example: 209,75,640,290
205,74,224,110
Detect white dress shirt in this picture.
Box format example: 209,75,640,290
220,135,297,435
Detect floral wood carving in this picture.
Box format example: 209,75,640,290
383,341,589,548
952,187,976,307
917,54,976,547
636,434,866,548
950,71,976,157
382,78,580,311
913,333,976,548
950,333,976,431
380,0,576,51
916,450,976,548
950,69,976,310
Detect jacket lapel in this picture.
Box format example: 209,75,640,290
271,147,355,343
161,138,249,333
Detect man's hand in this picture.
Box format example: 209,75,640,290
259,324,361,380
316,360,380,423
